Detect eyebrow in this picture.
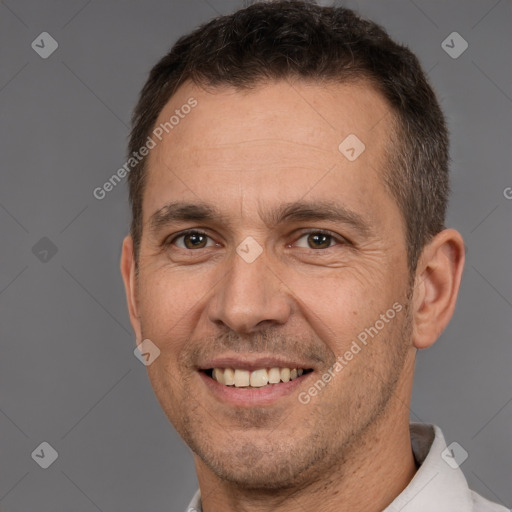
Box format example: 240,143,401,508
147,200,373,237
265,201,372,236
148,202,231,233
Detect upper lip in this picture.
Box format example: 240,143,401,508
197,355,316,372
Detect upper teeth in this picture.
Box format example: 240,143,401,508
212,367,305,387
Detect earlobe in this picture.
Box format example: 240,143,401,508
411,229,465,350
120,235,142,341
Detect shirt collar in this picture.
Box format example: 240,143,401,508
382,423,472,511
184,423,485,512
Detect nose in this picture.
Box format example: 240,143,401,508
207,247,292,334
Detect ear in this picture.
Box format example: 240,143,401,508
120,235,142,343
411,229,465,350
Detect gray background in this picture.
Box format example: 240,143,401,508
0,0,511,511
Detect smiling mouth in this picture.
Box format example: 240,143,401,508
202,367,314,388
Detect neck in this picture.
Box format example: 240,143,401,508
196,359,418,512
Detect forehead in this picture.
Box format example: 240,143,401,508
142,79,400,232
152,78,391,153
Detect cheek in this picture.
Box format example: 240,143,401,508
137,272,199,417
137,269,203,351
141,265,197,308
280,266,389,341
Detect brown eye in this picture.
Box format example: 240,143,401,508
172,231,214,249
291,230,350,250
184,232,207,249
307,232,333,249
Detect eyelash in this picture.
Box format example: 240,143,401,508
164,229,217,249
164,229,350,250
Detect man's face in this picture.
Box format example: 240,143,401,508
127,80,417,488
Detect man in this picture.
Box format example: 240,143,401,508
120,1,508,511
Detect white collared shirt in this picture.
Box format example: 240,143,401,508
185,423,509,512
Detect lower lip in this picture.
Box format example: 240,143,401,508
199,371,313,406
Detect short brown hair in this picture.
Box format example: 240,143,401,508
128,0,449,272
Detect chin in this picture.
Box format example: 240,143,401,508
194,435,331,491
208,459,301,490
